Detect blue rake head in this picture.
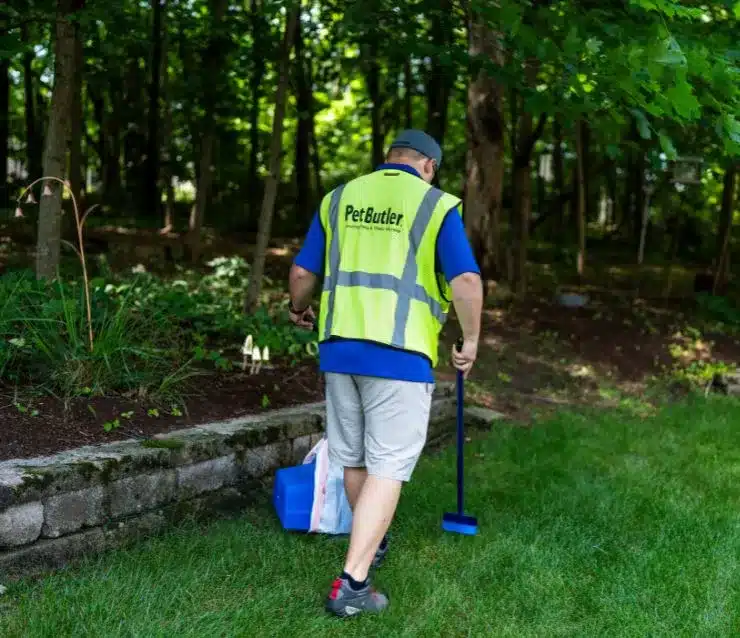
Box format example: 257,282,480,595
442,513,479,536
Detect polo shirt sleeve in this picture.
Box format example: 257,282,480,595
293,211,326,276
436,205,481,282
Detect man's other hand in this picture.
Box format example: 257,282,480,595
451,338,477,377
289,305,316,330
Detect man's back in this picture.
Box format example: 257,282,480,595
295,161,477,383
287,130,483,619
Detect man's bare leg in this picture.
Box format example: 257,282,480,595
342,475,402,582
344,467,367,508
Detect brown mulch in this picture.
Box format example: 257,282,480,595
0,364,324,462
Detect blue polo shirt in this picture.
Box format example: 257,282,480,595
294,163,480,383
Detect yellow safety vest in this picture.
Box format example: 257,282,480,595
317,168,461,366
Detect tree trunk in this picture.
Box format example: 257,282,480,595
575,120,587,281
21,25,43,182
294,11,313,222
247,0,267,217
365,43,384,169
713,162,738,294
104,82,123,203
404,58,413,129
187,0,228,262
511,79,545,295
511,103,532,295
0,10,8,203
244,4,299,313
581,120,592,222
68,22,84,207
35,0,81,280
552,117,564,233
145,0,164,215
464,15,505,283
159,0,175,230
306,51,322,198
426,0,453,146
0,57,9,203
606,157,618,229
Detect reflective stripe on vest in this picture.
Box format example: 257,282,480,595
322,186,445,346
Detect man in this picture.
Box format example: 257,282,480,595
288,130,483,617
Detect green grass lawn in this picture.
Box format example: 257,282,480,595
2,398,739,637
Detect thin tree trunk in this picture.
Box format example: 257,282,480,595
426,0,453,146
247,0,267,219
404,58,413,129
0,56,9,203
511,101,532,295
606,156,618,229
145,0,164,214
35,0,81,280
365,43,384,169
511,69,545,295
21,25,43,181
464,14,505,283
575,120,587,281
244,4,299,312
713,162,738,294
69,22,84,207
552,117,564,233
306,49,322,198
104,81,123,203
0,11,8,203
159,0,175,230
294,11,312,222
581,120,592,222
187,0,228,262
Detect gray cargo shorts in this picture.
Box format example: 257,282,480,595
325,372,434,482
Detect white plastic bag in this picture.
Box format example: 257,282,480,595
303,437,353,534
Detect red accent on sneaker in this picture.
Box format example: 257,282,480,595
329,578,343,600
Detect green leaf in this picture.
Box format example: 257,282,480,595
606,145,621,160
654,37,686,67
734,2,740,19
631,109,652,140
665,82,701,120
721,114,740,144
658,133,678,160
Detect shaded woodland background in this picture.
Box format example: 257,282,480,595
0,0,737,294
0,0,739,460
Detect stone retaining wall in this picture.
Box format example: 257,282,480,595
0,384,499,581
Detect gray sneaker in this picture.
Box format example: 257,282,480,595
325,577,389,618
372,539,389,569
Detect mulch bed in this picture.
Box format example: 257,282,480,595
0,364,325,462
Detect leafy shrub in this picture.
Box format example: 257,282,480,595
0,258,316,398
695,292,740,328
0,270,194,398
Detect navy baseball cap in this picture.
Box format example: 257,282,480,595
389,129,442,167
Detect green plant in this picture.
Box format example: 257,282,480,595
14,402,39,417
695,293,740,328
103,419,121,433
0,271,197,399
17,177,96,351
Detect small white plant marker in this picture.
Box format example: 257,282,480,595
241,335,254,371
250,344,262,375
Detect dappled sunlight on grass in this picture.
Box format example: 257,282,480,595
2,399,739,636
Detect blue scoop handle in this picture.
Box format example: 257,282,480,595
455,338,465,515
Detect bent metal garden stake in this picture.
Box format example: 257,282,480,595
16,177,98,352
442,338,479,536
